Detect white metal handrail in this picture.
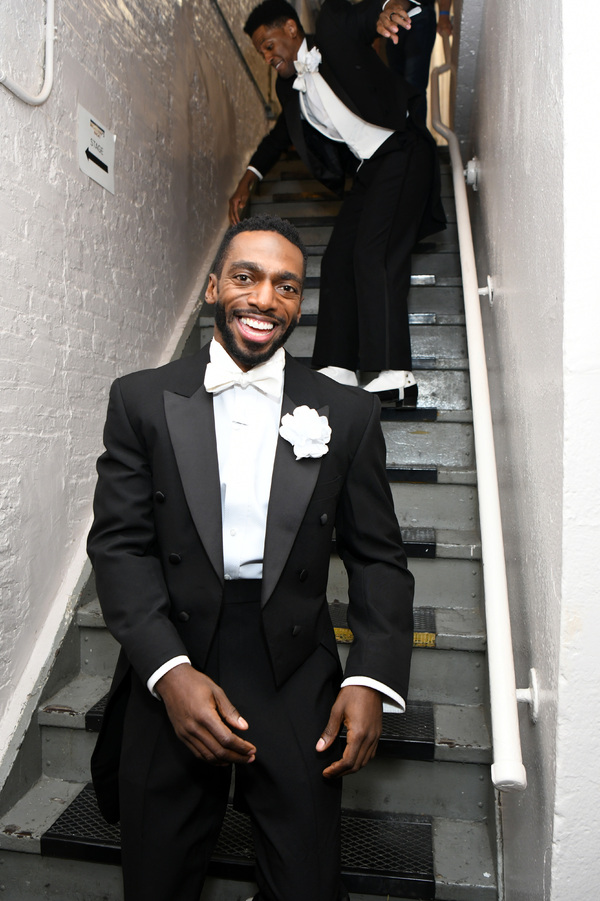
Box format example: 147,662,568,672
0,0,55,105
430,37,528,791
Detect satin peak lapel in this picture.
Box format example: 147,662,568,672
261,393,329,605
164,385,224,583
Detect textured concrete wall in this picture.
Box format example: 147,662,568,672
0,0,268,773
468,0,564,898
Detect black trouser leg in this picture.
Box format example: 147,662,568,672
313,127,434,373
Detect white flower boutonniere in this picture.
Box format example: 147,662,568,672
279,405,331,460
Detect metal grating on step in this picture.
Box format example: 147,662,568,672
379,406,438,422
381,704,434,746
340,809,434,897
41,783,120,864
401,527,436,558
347,703,435,761
387,465,438,483
41,786,434,897
85,694,108,732
332,528,435,560
329,601,436,649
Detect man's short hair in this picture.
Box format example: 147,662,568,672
244,0,302,37
212,215,308,281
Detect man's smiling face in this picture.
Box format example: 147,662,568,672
251,19,303,80
205,230,304,371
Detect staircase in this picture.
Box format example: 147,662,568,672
0,151,498,901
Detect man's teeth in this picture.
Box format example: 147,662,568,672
241,317,274,331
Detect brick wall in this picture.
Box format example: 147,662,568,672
0,0,268,746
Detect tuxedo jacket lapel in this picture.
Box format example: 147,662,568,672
164,377,225,584
163,349,328,603
262,366,329,606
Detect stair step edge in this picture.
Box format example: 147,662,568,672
38,673,112,729
0,776,85,853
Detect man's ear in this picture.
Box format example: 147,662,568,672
205,273,218,305
285,18,298,38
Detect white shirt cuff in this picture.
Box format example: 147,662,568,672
382,0,421,8
247,165,263,180
147,655,191,699
340,676,406,713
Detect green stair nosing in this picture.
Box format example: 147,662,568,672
41,786,434,898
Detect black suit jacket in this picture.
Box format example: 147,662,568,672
87,345,414,819
248,0,444,233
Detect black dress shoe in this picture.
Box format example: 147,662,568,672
372,383,418,407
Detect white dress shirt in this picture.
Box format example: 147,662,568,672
247,0,422,181
294,40,395,161
149,340,405,711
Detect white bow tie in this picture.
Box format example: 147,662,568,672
293,45,322,93
204,355,284,399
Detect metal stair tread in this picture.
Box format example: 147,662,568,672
329,601,485,651
31,782,495,899
38,672,112,729
38,678,491,765
38,783,437,898
0,775,85,853
76,597,106,629
436,530,482,559
433,817,497,899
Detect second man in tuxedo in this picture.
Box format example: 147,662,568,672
229,0,446,405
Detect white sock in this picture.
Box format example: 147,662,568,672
318,366,359,387
363,370,416,393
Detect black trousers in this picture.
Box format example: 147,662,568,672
312,123,434,373
118,581,343,901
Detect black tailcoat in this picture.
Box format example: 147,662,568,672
88,345,414,826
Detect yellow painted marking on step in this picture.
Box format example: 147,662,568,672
334,627,354,644
335,627,436,648
413,631,436,648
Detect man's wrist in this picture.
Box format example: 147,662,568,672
148,656,191,698
341,675,406,712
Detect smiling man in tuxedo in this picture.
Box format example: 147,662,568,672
88,214,414,901
229,0,446,406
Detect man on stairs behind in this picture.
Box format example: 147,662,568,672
229,0,446,405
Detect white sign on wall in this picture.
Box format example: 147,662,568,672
77,105,115,194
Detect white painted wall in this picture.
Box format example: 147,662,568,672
551,2,600,896
0,0,267,780
466,0,600,897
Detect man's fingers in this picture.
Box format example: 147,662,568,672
229,198,242,225
214,687,250,731
175,711,256,764
158,665,256,766
321,729,379,778
319,686,383,778
316,708,342,752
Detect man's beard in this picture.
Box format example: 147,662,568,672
214,301,298,369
